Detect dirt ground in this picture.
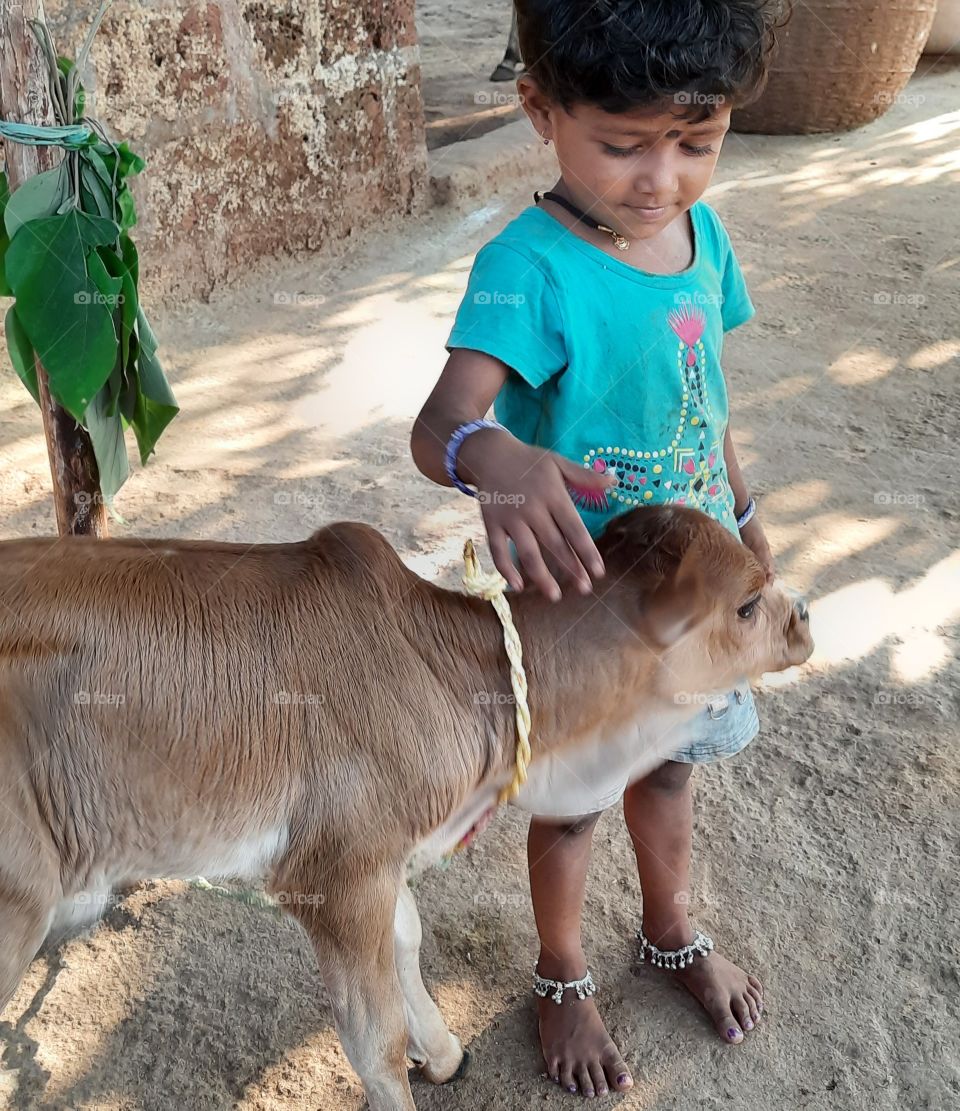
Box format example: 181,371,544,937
1,42,959,1111
417,0,523,148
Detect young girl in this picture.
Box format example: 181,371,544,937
411,0,782,1097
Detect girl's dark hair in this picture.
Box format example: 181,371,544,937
515,0,788,118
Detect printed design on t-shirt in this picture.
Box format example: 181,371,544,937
580,437,728,522
578,302,729,524
667,302,715,424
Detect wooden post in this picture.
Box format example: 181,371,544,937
0,0,107,536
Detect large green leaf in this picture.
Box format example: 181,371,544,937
98,243,138,369
116,142,145,178
89,142,145,190
92,245,133,420
83,386,129,501
120,233,139,287
116,185,137,231
79,161,114,221
118,331,138,422
136,305,157,354
87,247,123,303
130,308,178,463
5,209,121,419
0,172,11,296
82,146,116,191
3,165,68,240
4,305,39,403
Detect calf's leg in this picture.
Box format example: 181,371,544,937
394,881,464,1083
273,860,415,1111
0,889,53,1015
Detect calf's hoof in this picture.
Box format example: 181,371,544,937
410,1047,469,1086
444,1049,470,1083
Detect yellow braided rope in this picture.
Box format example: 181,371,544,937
462,539,532,803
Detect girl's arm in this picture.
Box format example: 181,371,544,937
723,424,775,581
411,348,614,600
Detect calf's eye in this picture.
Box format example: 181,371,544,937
737,598,759,619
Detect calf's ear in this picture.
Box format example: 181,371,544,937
640,544,712,647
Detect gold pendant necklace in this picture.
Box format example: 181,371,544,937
534,190,631,251
595,224,630,251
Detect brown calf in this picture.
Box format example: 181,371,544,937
0,504,812,1109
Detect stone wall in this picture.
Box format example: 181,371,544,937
42,0,427,301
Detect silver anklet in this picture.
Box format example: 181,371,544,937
532,968,597,1005
637,928,714,970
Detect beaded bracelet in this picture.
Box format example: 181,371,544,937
443,419,505,497
736,496,757,530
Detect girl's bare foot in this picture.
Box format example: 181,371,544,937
536,955,634,1098
643,923,764,1044
675,950,763,1043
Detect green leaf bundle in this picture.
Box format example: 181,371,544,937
0,12,178,508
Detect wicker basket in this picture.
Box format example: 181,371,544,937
732,0,938,134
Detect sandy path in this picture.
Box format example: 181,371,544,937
1,57,958,1111
417,0,522,148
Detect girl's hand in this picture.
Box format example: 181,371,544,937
739,516,776,583
460,430,616,601
411,350,614,601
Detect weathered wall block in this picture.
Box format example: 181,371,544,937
36,0,428,301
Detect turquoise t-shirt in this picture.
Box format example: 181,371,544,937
445,201,755,539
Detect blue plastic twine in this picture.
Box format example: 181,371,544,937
0,120,93,149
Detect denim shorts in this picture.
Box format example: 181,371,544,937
670,682,759,763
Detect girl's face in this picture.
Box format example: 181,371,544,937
519,76,732,241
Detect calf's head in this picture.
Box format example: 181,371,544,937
595,505,813,700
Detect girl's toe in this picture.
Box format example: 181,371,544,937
732,995,754,1031
718,1013,744,1043
575,1064,595,1097
560,1060,578,1094
588,1061,608,1097
602,1048,632,1092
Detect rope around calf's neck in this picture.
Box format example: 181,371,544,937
461,539,531,803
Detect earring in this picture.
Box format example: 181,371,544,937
541,135,550,145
